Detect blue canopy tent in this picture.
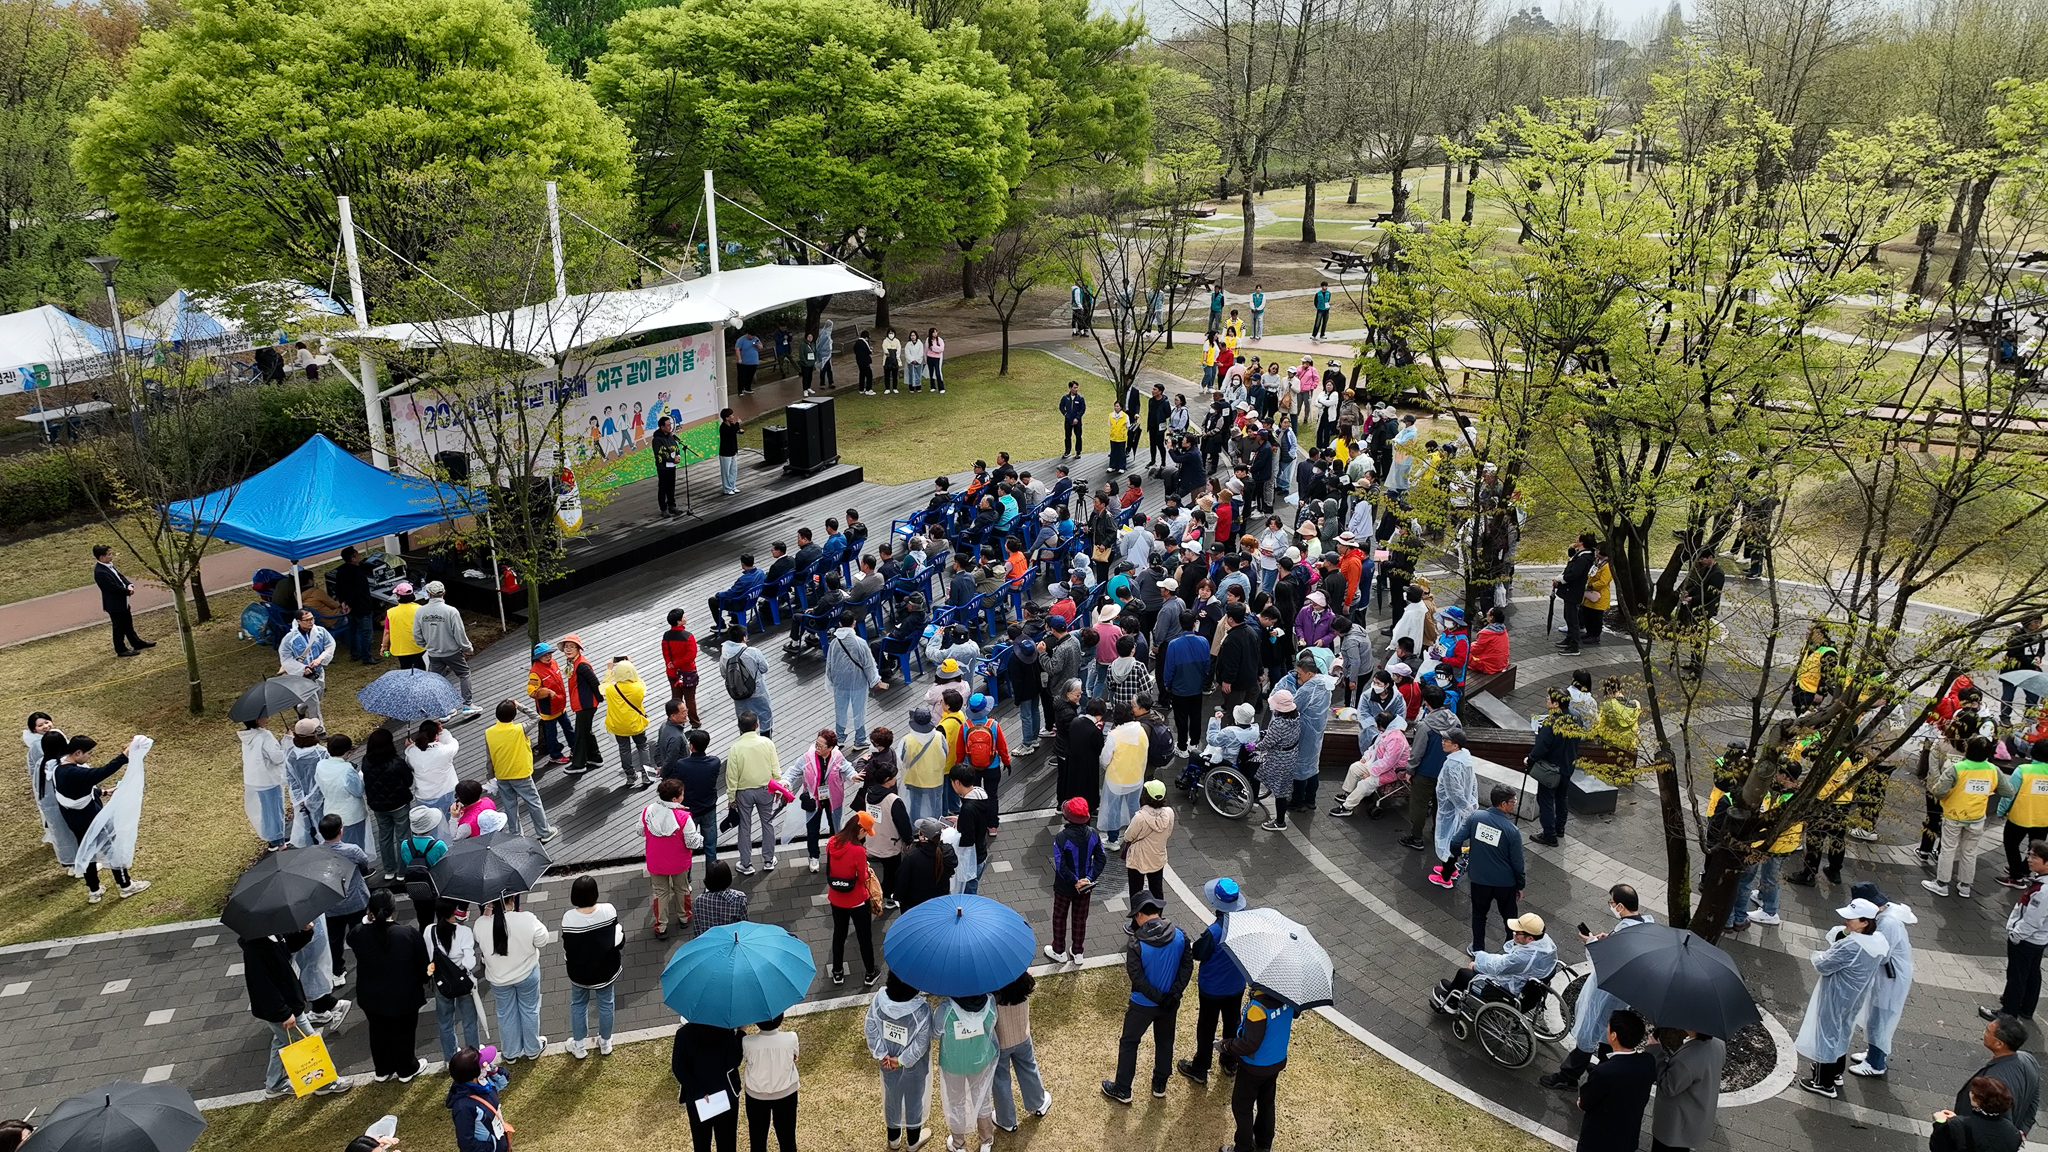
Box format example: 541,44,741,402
167,433,472,563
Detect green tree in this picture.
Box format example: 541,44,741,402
73,0,631,290
974,0,1151,183
591,0,1027,327
528,0,628,78
0,0,118,312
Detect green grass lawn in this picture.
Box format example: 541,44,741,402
0,520,193,606
194,966,1551,1152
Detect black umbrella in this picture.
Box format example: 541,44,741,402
1586,922,1761,1038
21,1080,205,1152
219,846,355,939
428,831,552,905
226,675,323,723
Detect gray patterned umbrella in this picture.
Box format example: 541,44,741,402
1221,907,1335,1008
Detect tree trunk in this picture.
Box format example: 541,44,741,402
1462,187,1477,225
1655,758,1690,925
960,246,976,300
525,579,544,649
1238,182,1257,276
1908,220,1939,297
1301,176,1318,244
873,290,891,334
1389,164,1409,222
1686,842,1747,944
189,571,211,624
172,586,202,715
1949,173,1996,289
1346,177,1358,205
998,315,1012,375
1947,177,1971,233
1440,162,1453,218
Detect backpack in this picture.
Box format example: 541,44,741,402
963,720,999,770
1142,714,1175,770
402,835,443,887
430,927,474,999
722,650,757,700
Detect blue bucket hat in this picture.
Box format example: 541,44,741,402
532,643,553,659
967,693,991,717
1205,877,1248,913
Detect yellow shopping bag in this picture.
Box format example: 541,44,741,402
280,1024,338,1096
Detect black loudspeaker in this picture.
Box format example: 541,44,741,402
784,397,838,476
435,450,470,483
761,424,789,467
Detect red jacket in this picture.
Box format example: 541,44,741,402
825,837,870,910
661,628,698,688
1396,679,1422,720
1469,624,1510,675
527,659,567,720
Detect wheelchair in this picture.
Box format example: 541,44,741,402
1180,743,1267,820
1428,960,1584,1069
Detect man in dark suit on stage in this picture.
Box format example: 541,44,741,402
93,544,154,658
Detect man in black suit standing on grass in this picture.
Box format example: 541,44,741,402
93,544,154,658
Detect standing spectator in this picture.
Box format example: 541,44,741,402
1162,627,1210,753
447,1048,509,1152
663,608,704,727
1429,728,1479,884
718,408,743,496
92,544,155,658
1543,887,1654,1090
694,861,750,937
1652,1030,1727,1152
385,583,425,669
347,890,428,1083
1551,535,1597,655
241,717,289,850
896,818,959,913
924,327,947,393
1959,1016,2041,1139
1255,690,1302,832
1795,898,1891,1099
1044,797,1105,965
1988,841,2048,1022
561,875,624,1059
312,733,367,851
937,991,1000,1152
826,610,884,750
826,811,881,986
743,1014,800,1152
1222,986,1297,1151
862,753,910,904
1178,877,1248,1086
333,547,378,664
2004,741,2048,888
1101,893,1192,1105
1576,1012,1657,1152
1849,881,1916,1077
854,328,875,394
1926,735,2012,897
526,644,573,766
950,768,997,896
721,626,775,736
867,974,935,1150
361,728,412,879
1099,703,1149,850
735,329,761,395
899,708,950,824
244,927,350,1098
428,899,482,1060
1529,689,1582,846
1934,1079,2025,1152
49,734,148,900
558,634,603,775
792,729,856,872
1443,785,1526,951
280,610,337,718
667,728,725,864
2005,617,2048,725
398,808,448,930
282,722,327,845
412,583,477,717
1311,281,1331,339
644,778,700,939
404,719,460,839
604,656,651,787
1120,780,1175,903
991,972,1051,1132
318,813,374,978
674,1022,744,1152
474,897,552,1062
726,712,781,876
484,700,554,841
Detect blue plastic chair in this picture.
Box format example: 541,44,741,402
973,642,1012,706
757,571,797,625
847,591,888,639
711,587,757,634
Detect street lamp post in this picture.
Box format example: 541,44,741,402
84,255,145,439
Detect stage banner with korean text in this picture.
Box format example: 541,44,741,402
387,332,721,488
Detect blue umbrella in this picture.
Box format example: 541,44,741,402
355,668,462,720
882,894,1036,997
661,922,816,1028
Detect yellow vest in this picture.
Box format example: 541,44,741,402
900,729,950,789
2009,764,2048,827
1796,646,1834,693
1818,757,1858,805
1943,759,2001,822
386,602,423,656
485,720,533,780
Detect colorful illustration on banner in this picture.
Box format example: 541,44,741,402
555,462,583,532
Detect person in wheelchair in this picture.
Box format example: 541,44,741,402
1430,913,1556,1017
1181,704,1262,790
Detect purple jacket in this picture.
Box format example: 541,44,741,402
1294,606,1337,649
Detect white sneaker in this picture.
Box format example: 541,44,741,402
599,1037,613,1056
312,1079,351,1096
118,880,151,898
1043,946,1070,964
1849,1060,1885,1077
1031,1092,1053,1118
87,890,102,904
1960,884,1974,897
1748,912,1781,926
735,863,756,876
324,999,353,1032
569,1040,587,1059
1070,950,1084,964
1848,827,1879,842
809,857,821,874
1922,879,1951,897
764,858,777,871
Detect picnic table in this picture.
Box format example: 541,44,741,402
16,400,114,443
1321,250,1373,274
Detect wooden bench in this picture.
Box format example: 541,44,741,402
1462,663,1518,705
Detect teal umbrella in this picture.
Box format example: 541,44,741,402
661,922,816,1028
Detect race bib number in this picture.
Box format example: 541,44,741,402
952,1013,986,1040
1475,823,1503,847
882,1020,910,1046
1965,777,1994,795
2031,777,2048,796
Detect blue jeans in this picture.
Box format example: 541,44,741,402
735,695,773,735
262,1020,292,1093
249,785,287,846
435,991,481,1060
346,613,376,661
569,983,615,1042
953,845,982,895
833,683,869,746
992,1037,1050,1129
496,775,553,838
1259,568,1277,594
720,455,739,494
1017,695,1041,747
1100,786,1141,837
904,785,945,825
341,819,366,852
1728,855,1786,926
536,715,573,759
492,966,544,1059
805,802,841,860
371,808,406,877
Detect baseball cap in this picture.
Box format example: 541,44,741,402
1836,898,1882,920
1143,779,1166,800
1509,913,1546,936
294,718,321,736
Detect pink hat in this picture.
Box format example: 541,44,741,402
1387,662,1413,677
1268,689,1296,711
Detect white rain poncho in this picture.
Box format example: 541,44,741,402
1571,912,1656,1052
1471,932,1557,996
71,734,150,875
1855,902,1917,1054
1796,927,1890,1063
26,730,79,867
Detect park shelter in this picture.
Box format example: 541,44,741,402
130,282,348,352
166,433,473,563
